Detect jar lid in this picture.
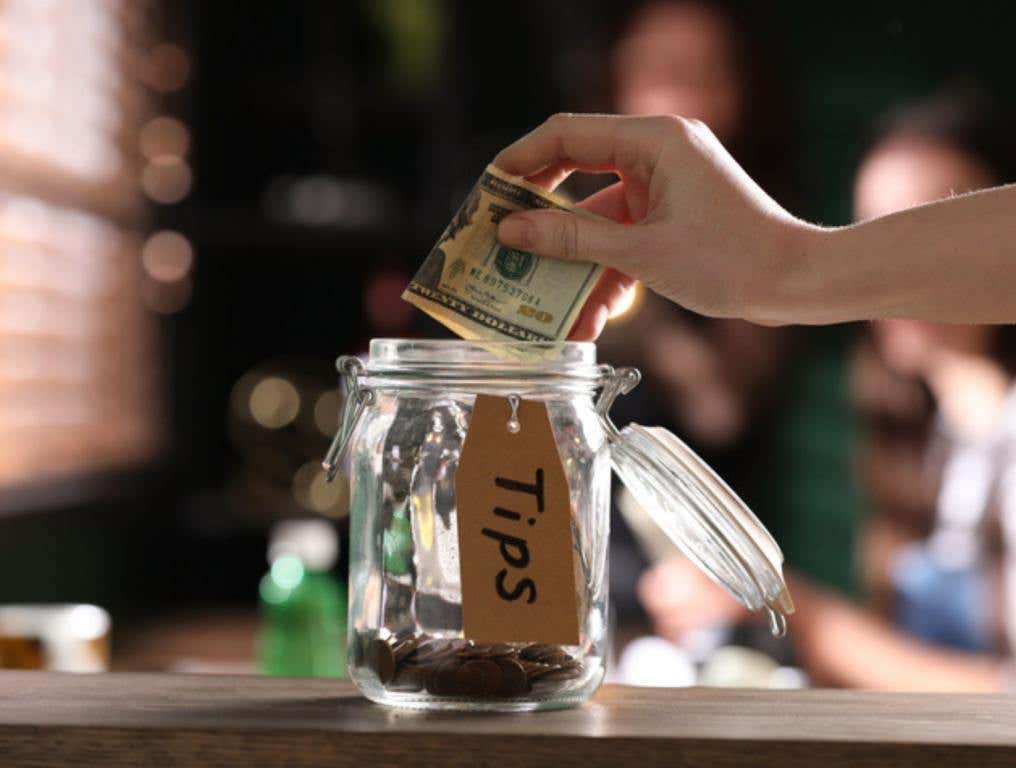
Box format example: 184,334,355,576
611,423,795,636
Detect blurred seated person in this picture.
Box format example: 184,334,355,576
599,0,808,630
640,86,1016,692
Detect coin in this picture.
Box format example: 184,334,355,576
523,662,561,682
536,662,584,683
362,631,585,697
495,657,531,696
456,659,503,697
484,643,517,658
539,650,573,666
519,643,561,662
426,658,462,695
460,642,513,660
392,635,421,663
368,637,396,684
388,664,426,693
405,638,456,665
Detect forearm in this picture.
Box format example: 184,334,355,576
777,185,1016,324
788,575,1006,693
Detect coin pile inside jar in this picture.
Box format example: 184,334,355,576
362,633,584,697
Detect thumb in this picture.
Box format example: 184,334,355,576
496,209,635,269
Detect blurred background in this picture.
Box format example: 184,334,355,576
2,0,1016,690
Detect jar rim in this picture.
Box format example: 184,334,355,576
366,338,600,376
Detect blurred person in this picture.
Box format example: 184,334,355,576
612,1,742,137
592,1,855,639
638,87,1016,691
597,0,796,452
594,0,801,619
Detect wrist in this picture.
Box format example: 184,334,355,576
776,220,917,325
745,216,833,325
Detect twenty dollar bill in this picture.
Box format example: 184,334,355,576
403,165,603,342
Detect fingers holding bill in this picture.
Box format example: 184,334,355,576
567,268,638,341
494,113,667,184
574,180,633,223
522,163,582,193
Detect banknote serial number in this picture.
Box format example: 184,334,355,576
468,267,543,307
467,267,554,325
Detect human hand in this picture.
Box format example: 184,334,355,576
493,113,815,337
637,554,747,641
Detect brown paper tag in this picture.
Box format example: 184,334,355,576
456,394,581,646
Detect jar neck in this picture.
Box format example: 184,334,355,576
361,338,610,395
322,358,640,481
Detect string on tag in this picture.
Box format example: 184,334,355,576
506,394,521,434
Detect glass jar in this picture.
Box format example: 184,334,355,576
324,339,793,711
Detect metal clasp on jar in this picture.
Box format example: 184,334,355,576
322,356,375,482
594,365,642,441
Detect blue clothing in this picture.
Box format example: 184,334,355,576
891,543,994,653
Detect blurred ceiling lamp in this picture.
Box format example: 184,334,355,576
141,155,192,203
249,377,301,429
139,117,190,160
141,230,193,283
263,175,399,231
145,43,191,93
608,282,640,319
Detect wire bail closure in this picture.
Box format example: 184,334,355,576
322,356,374,482
595,366,642,440
322,361,642,482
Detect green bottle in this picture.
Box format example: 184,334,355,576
258,519,347,677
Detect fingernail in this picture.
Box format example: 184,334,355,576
497,215,533,249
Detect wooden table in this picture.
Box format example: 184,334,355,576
1,672,1013,767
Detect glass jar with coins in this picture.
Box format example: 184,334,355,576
323,338,794,711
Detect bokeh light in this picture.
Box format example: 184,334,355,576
292,459,349,516
313,390,342,437
141,230,194,283
139,117,191,160
309,467,346,515
248,377,301,429
269,555,304,590
142,156,192,203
